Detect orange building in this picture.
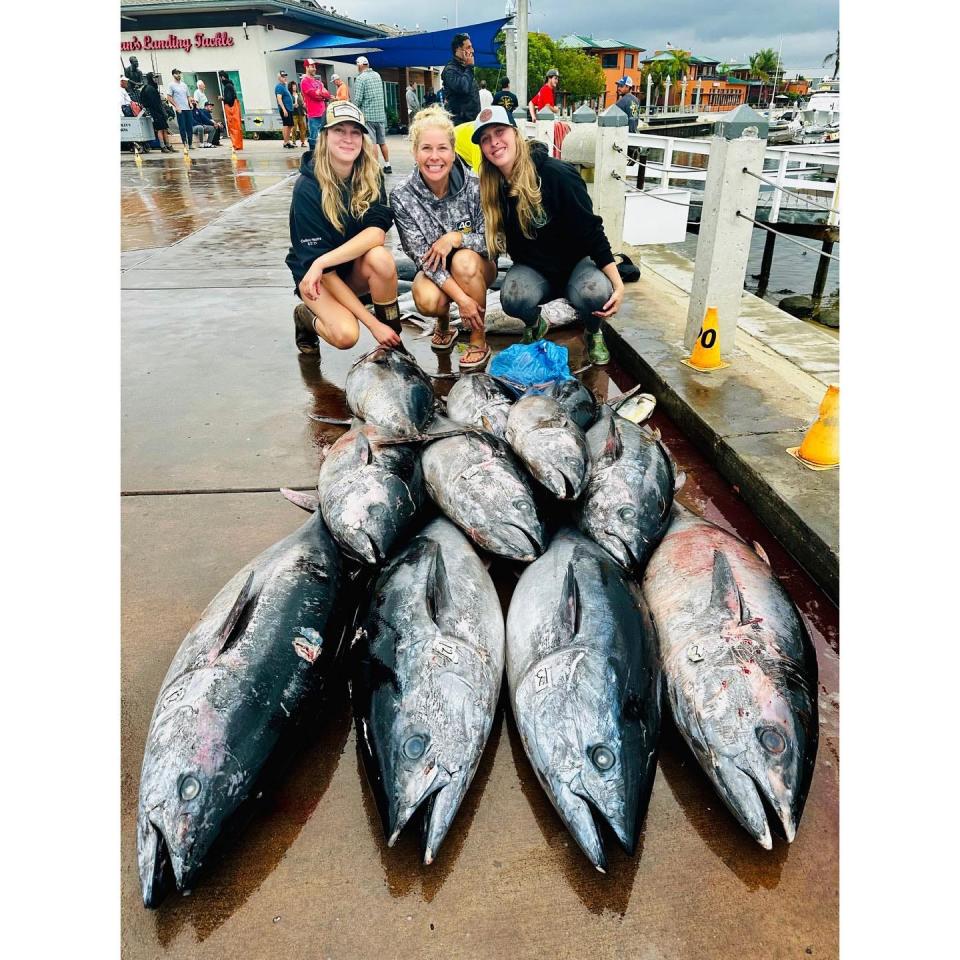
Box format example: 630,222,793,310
639,51,748,112
556,35,645,108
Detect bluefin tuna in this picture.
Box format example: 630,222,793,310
505,394,591,500
137,509,344,907
317,420,423,564
506,528,661,871
353,518,505,863
445,373,519,440
642,505,819,848
420,433,545,561
345,346,435,437
577,406,681,570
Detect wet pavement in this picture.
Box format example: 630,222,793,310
121,143,838,959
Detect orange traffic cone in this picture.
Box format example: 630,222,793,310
682,306,729,371
788,384,839,470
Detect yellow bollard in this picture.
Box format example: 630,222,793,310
788,384,839,470
231,148,238,164
682,306,729,371
134,150,142,167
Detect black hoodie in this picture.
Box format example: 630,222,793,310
502,142,614,290
286,150,394,288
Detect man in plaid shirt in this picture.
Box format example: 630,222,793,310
352,56,392,173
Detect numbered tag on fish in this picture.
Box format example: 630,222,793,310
433,638,460,664
535,666,553,690
687,641,705,663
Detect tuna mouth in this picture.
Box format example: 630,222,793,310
346,530,383,565
386,765,452,850
550,780,608,873
139,819,175,909
602,530,638,569
718,759,797,849
499,522,543,560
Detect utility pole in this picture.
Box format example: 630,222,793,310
516,0,528,107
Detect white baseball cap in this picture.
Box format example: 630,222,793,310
356,56,369,65
471,104,518,143
331,74,341,81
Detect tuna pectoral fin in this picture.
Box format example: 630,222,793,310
213,570,258,658
707,550,753,625
281,487,320,513
424,542,454,631
557,564,582,643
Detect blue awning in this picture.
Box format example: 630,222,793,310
274,17,511,69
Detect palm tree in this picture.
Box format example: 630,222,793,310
750,48,781,104
822,31,839,79
664,49,692,107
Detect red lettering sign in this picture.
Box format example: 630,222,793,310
121,32,235,54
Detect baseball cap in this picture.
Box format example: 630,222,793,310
324,100,373,136
172,68,181,75
304,59,319,67
616,75,634,87
546,68,559,78
331,74,341,81
279,70,288,77
471,104,518,144
356,56,369,65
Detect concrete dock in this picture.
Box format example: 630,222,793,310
121,138,839,959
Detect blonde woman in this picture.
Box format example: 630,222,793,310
286,101,402,355
473,106,624,365
390,104,494,370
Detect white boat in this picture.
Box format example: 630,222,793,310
801,82,839,128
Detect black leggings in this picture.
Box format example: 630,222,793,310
500,258,612,333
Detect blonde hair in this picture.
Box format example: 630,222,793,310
479,127,545,257
408,104,456,151
312,127,383,234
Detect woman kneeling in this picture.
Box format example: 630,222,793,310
390,104,495,371
286,100,402,356
474,106,624,365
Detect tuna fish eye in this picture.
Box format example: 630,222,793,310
513,499,533,513
179,775,201,801
758,727,786,755
590,745,616,771
618,506,637,522
403,734,428,760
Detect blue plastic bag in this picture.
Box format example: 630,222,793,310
489,340,573,387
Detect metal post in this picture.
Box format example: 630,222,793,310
695,79,702,113
636,150,646,189
756,230,777,298
681,76,688,113
664,76,672,113
646,73,652,118
516,0,528,107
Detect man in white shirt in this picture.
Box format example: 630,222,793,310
478,80,493,111
120,77,133,114
193,79,209,110
167,68,194,150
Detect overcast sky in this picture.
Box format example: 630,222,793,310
334,0,839,76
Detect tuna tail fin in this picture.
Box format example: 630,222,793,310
557,563,582,642
708,550,753,625
213,570,258,658
281,487,320,513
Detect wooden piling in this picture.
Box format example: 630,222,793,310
811,239,835,314
756,230,777,299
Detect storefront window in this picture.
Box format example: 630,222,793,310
602,54,618,69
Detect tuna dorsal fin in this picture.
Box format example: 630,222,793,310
708,550,752,625
353,431,375,465
281,487,320,513
597,412,623,467
424,541,453,629
557,563,581,641
752,541,771,566
214,570,257,657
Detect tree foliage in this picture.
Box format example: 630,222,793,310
822,31,839,79
749,48,782,84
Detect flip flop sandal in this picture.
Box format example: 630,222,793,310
431,327,458,352
458,344,492,371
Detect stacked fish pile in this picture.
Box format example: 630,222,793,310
136,347,819,906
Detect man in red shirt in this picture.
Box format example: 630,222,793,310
300,58,333,151
528,68,560,119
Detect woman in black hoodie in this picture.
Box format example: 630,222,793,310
285,100,400,355
474,108,624,366
139,73,174,153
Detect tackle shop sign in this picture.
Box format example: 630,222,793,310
121,32,235,55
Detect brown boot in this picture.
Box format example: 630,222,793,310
293,303,320,355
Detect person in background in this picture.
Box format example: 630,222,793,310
390,105,494,370
191,99,223,147
289,80,308,147
405,82,421,121
478,79,493,111
301,60,333,151
332,74,350,101
275,70,295,149
352,57,391,174
528,68,560,120
286,101,402,356
441,33,480,126
219,70,243,151
423,88,438,107
491,76,518,115
140,72,175,152
474,106,623,366
125,56,145,102
168,68,194,150
120,76,133,115
193,79,209,110
614,75,641,133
